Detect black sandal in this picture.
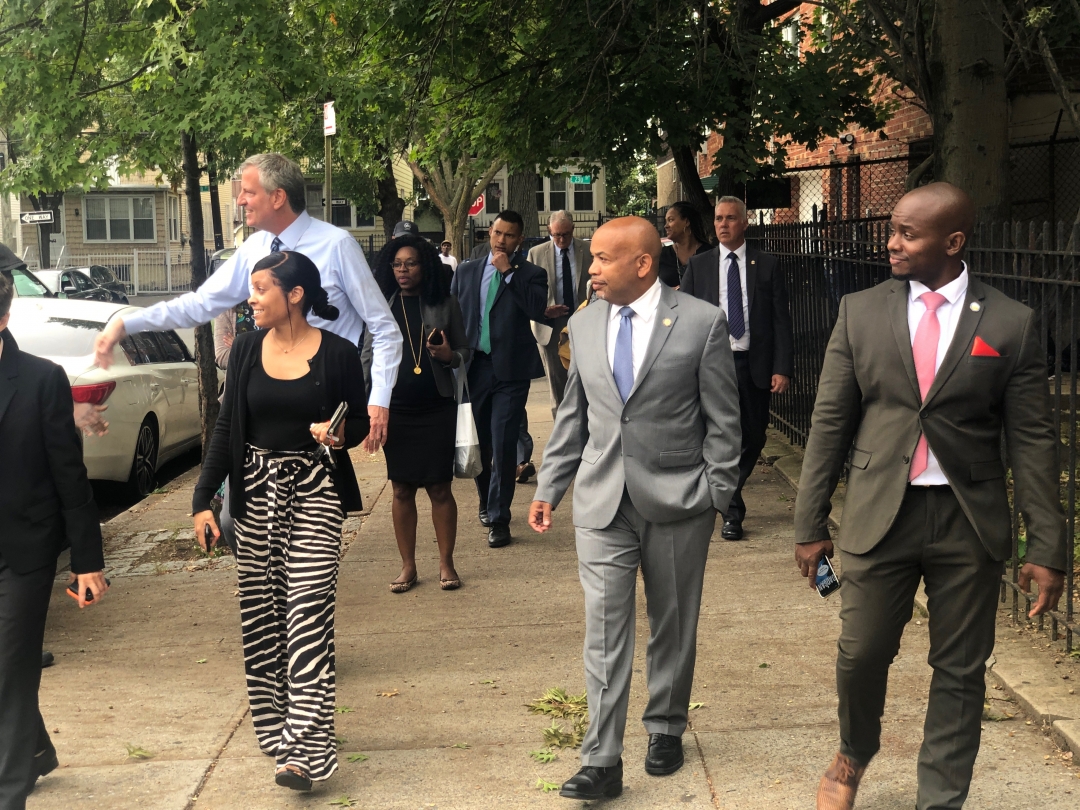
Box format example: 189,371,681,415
275,766,312,791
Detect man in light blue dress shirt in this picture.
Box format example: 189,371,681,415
92,153,402,449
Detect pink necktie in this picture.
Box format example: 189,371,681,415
909,291,947,481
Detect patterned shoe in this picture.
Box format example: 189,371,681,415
816,752,866,810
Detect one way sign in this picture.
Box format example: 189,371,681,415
21,211,54,225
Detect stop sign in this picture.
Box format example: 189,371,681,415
468,194,485,217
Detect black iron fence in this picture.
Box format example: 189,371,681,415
750,217,1080,653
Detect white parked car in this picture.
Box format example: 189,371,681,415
6,298,208,498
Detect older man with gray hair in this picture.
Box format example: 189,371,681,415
527,210,593,417
93,152,402,452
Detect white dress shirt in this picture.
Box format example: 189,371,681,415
606,279,662,379
907,264,969,486
717,241,750,352
121,211,403,408
555,242,578,306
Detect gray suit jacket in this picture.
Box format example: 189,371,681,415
528,237,594,346
535,284,743,528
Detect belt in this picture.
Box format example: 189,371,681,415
907,483,951,491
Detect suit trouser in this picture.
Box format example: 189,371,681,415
517,413,534,466
837,485,1002,810
575,492,715,766
725,352,771,524
0,555,56,809
468,353,530,527
539,320,570,420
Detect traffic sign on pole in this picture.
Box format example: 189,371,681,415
468,195,485,217
323,101,337,136
20,211,54,225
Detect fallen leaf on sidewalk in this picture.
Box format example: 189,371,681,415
377,689,399,698
689,702,705,711
529,748,557,763
982,703,1014,721
335,736,347,749
335,706,355,714
536,779,560,792
328,797,356,807
480,679,496,684
347,753,369,763
196,658,207,664
125,744,154,759
451,742,470,749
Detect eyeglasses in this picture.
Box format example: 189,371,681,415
392,260,421,270
551,230,575,239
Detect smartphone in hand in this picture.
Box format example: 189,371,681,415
427,327,443,345
66,577,111,604
815,555,841,598
204,523,216,551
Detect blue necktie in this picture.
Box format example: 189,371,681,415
613,306,634,402
270,236,283,253
726,252,745,339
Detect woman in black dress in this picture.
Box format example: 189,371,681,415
193,252,368,791
658,201,712,287
374,235,471,593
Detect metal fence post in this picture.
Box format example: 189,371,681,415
164,248,171,292
133,249,140,296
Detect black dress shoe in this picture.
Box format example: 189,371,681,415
478,508,492,527
645,733,684,775
41,650,54,668
488,524,511,548
559,759,623,800
516,461,536,483
720,520,744,540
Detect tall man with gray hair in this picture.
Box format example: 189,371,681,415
93,153,402,452
682,195,793,540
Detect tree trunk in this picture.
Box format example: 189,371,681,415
181,130,219,458
207,152,225,251
27,192,61,268
376,151,406,241
928,0,1009,222
409,155,503,260
506,169,541,237
671,145,714,228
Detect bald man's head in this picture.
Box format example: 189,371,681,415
588,216,662,305
888,182,973,290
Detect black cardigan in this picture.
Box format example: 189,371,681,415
193,329,369,518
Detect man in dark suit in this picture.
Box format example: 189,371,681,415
794,183,1066,810
450,210,548,547
681,196,793,540
0,273,108,808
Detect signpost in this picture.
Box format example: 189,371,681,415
323,101,336,223
468,195,485,217
20,211,54,225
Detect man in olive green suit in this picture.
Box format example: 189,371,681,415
794,183,1066,810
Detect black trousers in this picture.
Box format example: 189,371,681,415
837,486,1002,810
725,352,771,524
468,353,531,527
0,555,56,809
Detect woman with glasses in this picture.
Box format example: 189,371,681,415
373,235,471,592
192,251,368,791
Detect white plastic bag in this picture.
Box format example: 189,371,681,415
454,376,482,479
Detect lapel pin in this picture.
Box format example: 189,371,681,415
750,260,756,265
970,301,981,312
662,318,672,327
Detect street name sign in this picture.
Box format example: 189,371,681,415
21,211,54,225
569,174,592,185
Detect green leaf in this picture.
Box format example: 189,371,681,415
125,743,154,759
536,778,560,792
451,742,470,749
335,706,355,714
529,748,558,763
196,658,207,664
347,753,369,763
328,797,356,808
759,663,769,668
688,702,705,711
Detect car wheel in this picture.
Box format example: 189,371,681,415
127,418,158,500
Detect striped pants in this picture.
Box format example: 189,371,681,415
233,446,344,781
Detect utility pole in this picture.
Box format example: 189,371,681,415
323,101,336,223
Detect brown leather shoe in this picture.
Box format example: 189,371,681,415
816,752,866,810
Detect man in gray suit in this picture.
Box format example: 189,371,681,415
529,217,742,801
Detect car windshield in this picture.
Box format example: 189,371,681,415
3,267,50,297
90,266,117,284
13,315,107,358
33,271,61,292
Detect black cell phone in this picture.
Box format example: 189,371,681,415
320,402,350,469
66,577,111,603
204,523,217,551
815,555,841,598
427,327,443,345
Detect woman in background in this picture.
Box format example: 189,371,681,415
373,235,471,593
193,251,368,791
658,201,712,287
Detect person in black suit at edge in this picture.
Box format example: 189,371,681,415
0,272,108,808
450,210,548,548
681,196,794,540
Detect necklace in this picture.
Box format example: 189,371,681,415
273,328,312,354
397,296,424,375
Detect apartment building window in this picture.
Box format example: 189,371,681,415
356,214,375,227
485,182,501,214
548,175,566,211
782,13,800,55
84,195,155,242
573,178,594,212
536,175,545,212
168,195,180,242
331,199,352,228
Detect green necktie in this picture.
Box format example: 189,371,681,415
478,270,501,353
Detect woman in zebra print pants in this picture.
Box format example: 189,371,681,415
193,252,370,791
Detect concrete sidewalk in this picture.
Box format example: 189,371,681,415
29,385,1080,809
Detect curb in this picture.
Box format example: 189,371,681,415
765,429,1079,757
